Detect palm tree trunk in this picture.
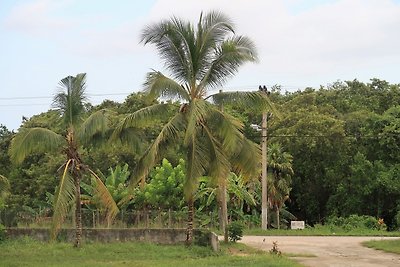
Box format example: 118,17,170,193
218,98,229,242
186,197,194,245
74,174,82,247
276,207,280,230
220,182,229,243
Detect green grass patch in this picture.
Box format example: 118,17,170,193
362,239,400,254
0,237,303,267
244,227,400,237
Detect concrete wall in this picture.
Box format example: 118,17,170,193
5,228,219,251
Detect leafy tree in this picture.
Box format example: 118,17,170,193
326,152,375,217
133,158,185,210
0,126,12,210
117,11,269,244
9,73,118,247
378,106,400,163
271,92,349,224
0,125,12,176
267,143,293,229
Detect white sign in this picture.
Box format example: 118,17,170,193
291,221,305,230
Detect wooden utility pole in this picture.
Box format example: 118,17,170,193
260,85,268,230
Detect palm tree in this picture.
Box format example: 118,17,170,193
267,143,293,229
117,11,272,244
9,73,118,247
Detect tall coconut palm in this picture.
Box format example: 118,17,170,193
267,143,293,229
116,11,273,244
9,73,118,247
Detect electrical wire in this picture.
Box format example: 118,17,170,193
0,83,310,104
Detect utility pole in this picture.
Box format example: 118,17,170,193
259,85,268,230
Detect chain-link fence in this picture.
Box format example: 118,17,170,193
0,208,221,229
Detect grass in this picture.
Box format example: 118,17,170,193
244,227,400,237
0,237,304,267
362,238,400,254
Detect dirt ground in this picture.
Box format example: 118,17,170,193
240,236,400,267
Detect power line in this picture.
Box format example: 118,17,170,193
0,103,49,107
247,134,399,139
0,92,131,101
0,96,52,100
0,84,311,102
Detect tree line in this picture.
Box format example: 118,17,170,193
1,11,400,249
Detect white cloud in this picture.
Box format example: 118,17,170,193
4,0,75,36
4,0,400,86
69,21,146,58
146,0,400,86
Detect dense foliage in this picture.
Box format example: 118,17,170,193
266,79,400,229
1,79,400,230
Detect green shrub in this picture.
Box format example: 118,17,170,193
326,215,387,231
228,221,244,242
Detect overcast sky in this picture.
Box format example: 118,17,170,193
1,0,400,130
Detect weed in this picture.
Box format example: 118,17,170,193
270,241,282,256
228,221,244,242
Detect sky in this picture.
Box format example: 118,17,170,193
1,0,400,131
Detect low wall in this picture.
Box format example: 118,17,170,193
5,228,219,251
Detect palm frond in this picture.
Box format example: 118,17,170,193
208,91,279,115
205,106,244,153
197,11,234,51
53,73,88,126
199,35,257,90
77,109,109,145
111,127,144,154
268,143,294,176
9,127,65,164
143,71,190,101
141,18,194,83
184,128,214,200
183,99,208,146
129,112,186,188
199,119,231,180
51,160,75,240
113,103,172,136
87,168,119,224
0,174,10,198
112,103,174,152
230,137,261,180
196,11,235,80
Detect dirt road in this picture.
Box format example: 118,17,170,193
240,236,400,267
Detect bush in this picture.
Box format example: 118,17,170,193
326,215,387,231
228,221,244,242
